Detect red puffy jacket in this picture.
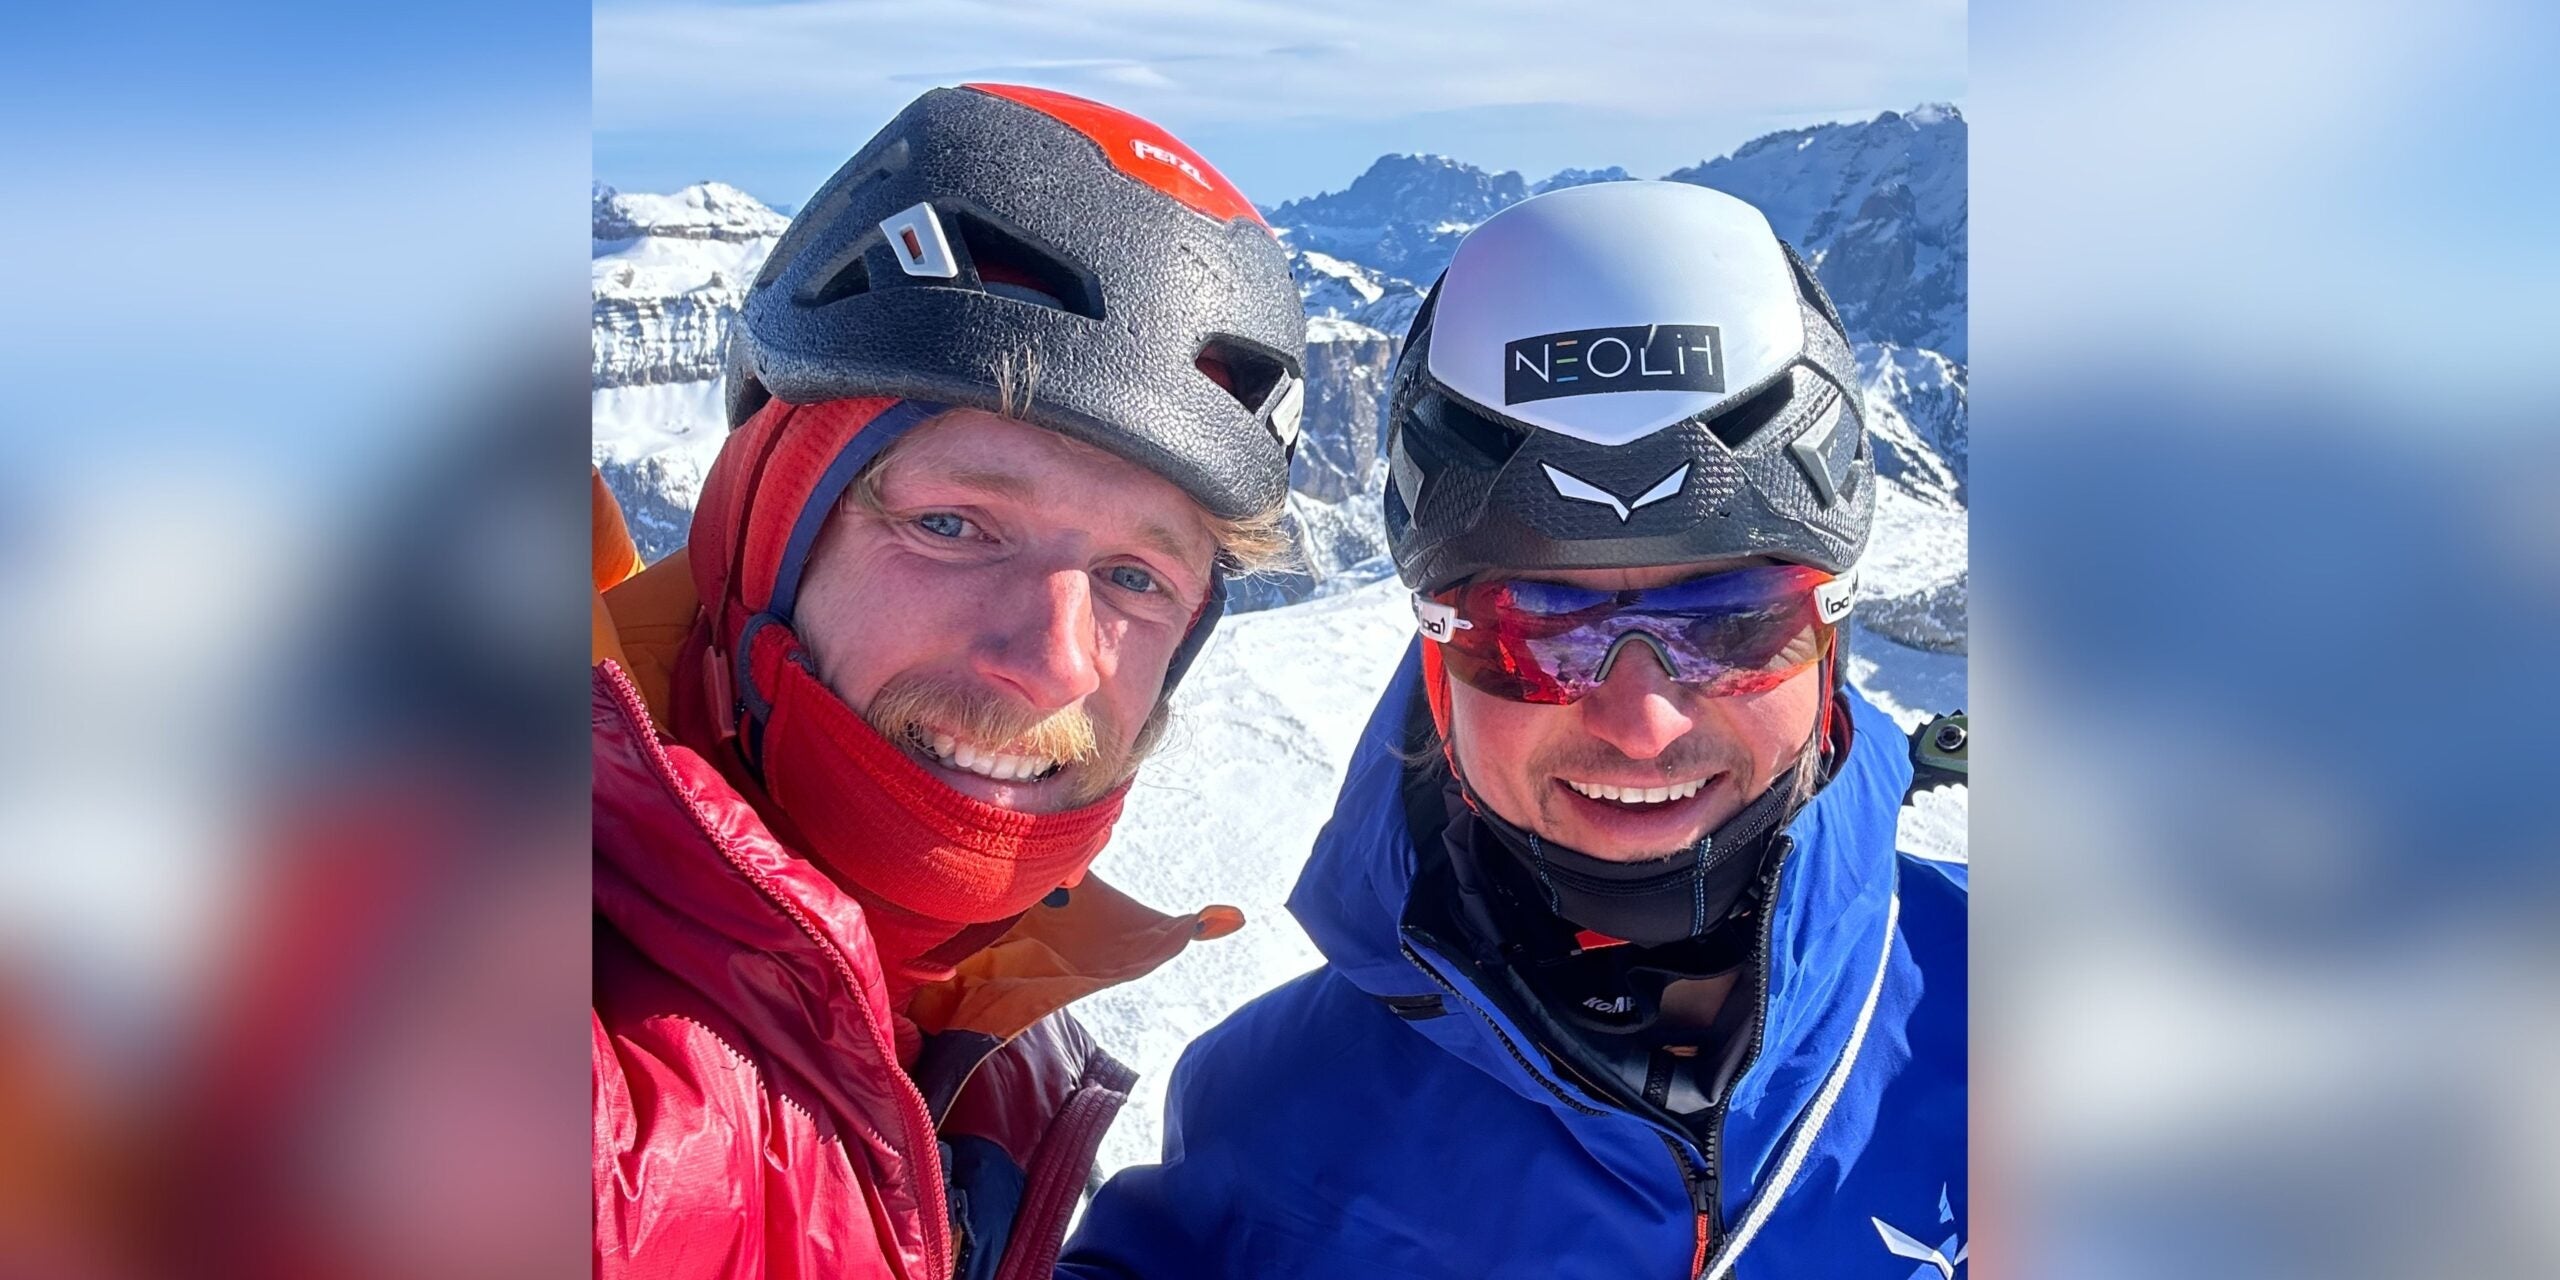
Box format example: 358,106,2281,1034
592,555,1236,1279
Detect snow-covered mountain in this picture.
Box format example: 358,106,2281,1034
591,182,783,559
1261,106,1963,356
591,105,1967,652
1667,105,1966,361
1264,153,1528,285
1532,165,1634,194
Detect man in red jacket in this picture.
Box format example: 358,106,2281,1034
591,84,1307,1279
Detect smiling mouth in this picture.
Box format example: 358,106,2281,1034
1560,776,1713,808
903,725,1065,783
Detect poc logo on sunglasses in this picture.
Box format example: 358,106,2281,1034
1412,597,1473,643
1505,324,1724,405
1813,570,1858,625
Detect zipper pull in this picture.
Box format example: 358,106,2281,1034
1683,1144,1717,1276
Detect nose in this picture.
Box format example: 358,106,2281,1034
975,565,1104,712
1575,636,1694,761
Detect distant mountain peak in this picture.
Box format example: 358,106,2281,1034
1532,165,1633,194
594,181,789,243
1656,107,1966,358
1267,154,1529,282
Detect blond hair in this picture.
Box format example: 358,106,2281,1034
839,407,1298,577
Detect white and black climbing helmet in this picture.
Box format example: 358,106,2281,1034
1385,180,1872,593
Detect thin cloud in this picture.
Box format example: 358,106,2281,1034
597,0,1961,128
593,0,1964,200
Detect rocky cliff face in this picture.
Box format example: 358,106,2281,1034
590,184,780,561
590,182,780,391
592,267,749,388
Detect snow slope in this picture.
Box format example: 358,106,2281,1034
1080,575,1966,1173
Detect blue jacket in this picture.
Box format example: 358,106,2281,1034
1060,646,1967,1278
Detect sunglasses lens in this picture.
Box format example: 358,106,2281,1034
1431,566,1830,704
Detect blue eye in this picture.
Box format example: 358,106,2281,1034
916,512,969,539
1107,565,1159,594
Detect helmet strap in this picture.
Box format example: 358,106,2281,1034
1158,570,1229,701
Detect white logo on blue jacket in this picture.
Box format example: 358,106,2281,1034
1871,1183,1966,1278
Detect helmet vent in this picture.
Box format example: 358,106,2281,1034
1415,390,1526,472
1700,370,1799,449
757,156,902,290
945,207,1105,319
1194,337,1290,415
804,243,875,307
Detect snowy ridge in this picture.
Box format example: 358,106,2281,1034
1532,165,1634,194
1289,247,1426,338
591,184,787,559
1266,153,1528,283
1859,342,1967,494
592,182,781,392
592,180,789,244
1666,106,1966,359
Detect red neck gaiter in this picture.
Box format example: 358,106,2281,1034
740,625,1125,1014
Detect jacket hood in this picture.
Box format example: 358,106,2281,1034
1286,642,1910,1188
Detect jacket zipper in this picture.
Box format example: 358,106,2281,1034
1716,843,1786,1217
1399,840,1791,1280
1400,938,1610,1118
1663,1132,1715,1277
1685,847,1789,1277
602,663,954,1280
991,1058,1133,1280
1401,935,1712,1278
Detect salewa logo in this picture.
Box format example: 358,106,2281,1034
1132,138,1208,188
1505,324,1724,405
1872,1184,1966,1279
1787,389,1848,507
1541,462,1689,523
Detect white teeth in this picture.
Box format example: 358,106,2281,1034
1566,778,1710,806
915,727,1057,783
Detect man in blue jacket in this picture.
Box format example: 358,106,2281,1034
1061,180,1966,1279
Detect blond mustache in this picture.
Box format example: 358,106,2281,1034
863,674,1104,767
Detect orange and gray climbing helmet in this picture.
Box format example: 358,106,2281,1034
722,82,1308,524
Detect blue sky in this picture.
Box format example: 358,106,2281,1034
593,0,1969,209
2,1,590,470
